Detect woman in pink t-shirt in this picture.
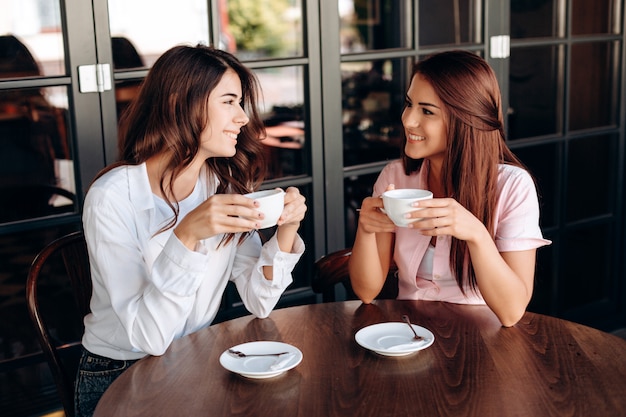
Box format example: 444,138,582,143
349,51,550,327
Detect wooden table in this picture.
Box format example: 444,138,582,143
94,300,626,417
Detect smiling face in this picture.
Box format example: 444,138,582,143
198,69,250,159
401,74,448,166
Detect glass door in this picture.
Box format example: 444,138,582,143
508,0,624,326
321,0,488,250
1,0,78,224
0,0,106,415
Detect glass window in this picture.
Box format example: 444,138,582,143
0,86,75,223
569,42,617,131
255,66,306,179
418,0,482,46
563,224,611,309
528,243,554,314
108,0,305,118
508,45,561,139
344,172,379,245
566,134,616,222
342,58,409,167
340,0,412,52
108,0,209,68
111,36,146,119
513,143,559,229
510,0,561,39
219,0,304,59
572,0,618,35
0,0,65,78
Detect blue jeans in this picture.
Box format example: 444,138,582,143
74,348,139,417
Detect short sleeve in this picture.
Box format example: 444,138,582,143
494,165,551,252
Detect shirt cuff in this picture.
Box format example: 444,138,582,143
257,233,305,289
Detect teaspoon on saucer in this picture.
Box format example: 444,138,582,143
227,349,289,358
402,315,424,341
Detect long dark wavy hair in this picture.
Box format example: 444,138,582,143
96,44,267,243
401,50,526,294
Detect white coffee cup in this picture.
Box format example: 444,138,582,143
381,189,433,227
244,189,285,229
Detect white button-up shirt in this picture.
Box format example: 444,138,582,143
82,163,304,359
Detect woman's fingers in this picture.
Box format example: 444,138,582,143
278,187,307,226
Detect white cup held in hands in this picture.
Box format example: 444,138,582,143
244,189,285,229
381,189,433,227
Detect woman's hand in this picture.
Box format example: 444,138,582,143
357,196,396,234
174,194,261,249
409,197,488,243
357,183,398,234
271,186,306,257
277,186,307,228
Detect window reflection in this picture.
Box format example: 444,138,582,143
572,0,617,35
255,66,306,179
0,86,74,222
508,45,560,139
566,134,616,221
111,37,145,119
563,225,611,309
418,0,481,46
510,0,560,39
512,144,558,228
108,0,209,68
218,0,303,58
342,59,407,167
569,42,617,131
344,173,379,246
0,0,65,78
0,34,42,80
339,0,412,52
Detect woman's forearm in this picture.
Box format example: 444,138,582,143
467,230,535,326
349,229,393,303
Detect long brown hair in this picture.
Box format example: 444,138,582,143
402,50,525,294
96,44,266,242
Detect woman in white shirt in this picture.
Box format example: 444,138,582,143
75,44,306,417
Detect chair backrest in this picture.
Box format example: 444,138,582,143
312,248,398,302
26,231,91,417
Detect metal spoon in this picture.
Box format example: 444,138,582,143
402,315,424,341
227,349,289,358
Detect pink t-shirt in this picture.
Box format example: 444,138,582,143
374,160,551,304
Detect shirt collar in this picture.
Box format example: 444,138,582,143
127,163,156,212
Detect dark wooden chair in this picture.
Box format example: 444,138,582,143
312,248,398,302
26,231,91,417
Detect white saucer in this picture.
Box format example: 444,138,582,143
355,322,435,357
219,341,302,379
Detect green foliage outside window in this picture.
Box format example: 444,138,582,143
227,0,295,56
